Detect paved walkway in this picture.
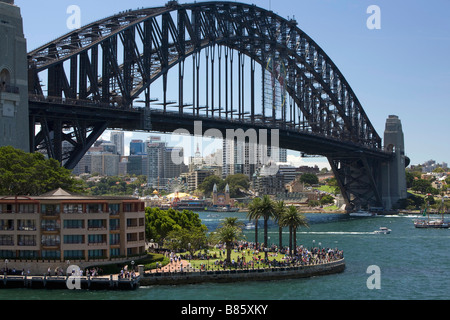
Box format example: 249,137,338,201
148,259,192,274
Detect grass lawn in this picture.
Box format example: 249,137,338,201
176,248,292,270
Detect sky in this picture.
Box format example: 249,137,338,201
15,0,450,167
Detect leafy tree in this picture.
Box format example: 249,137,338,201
300,173,319,186
411,179,432,194
224,174,250,197
199,175,224,197
0,146,83,195
165,227,208,256
320,194,335,205
145,207,207,245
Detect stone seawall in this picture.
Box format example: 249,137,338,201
140,259,345,286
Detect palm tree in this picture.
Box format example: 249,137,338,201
274,200,288,250
247,197,262,246
212,225,244,263
282,206,309,256
260,195,275,258
220,216,245,230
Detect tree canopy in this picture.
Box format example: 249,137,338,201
300,173,319,186
145,207,207,244
199,173,250,197
0,146,83,196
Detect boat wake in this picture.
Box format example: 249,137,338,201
297,231,375,235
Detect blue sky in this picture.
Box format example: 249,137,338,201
16,0,450,167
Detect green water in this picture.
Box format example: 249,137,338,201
1,212,449,300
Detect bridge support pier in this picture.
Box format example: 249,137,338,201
0,0,29,152
328,155,383,211
329,115,408,211
380,115,407,210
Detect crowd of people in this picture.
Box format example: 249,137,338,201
156,241,344,272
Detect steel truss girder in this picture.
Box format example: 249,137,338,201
328,155,382,210
28,1,381,150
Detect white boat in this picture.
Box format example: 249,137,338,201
349,210,376,217
414,219,449,229
374,227,391,234
414,200,449,229
244,222,255,230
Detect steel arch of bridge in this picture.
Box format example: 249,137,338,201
27,1,393,209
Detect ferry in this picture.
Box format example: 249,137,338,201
172,200,208,211
349,210,377,217
414,201,449,229
413,219,449,229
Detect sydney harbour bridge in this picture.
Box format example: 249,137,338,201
1,1,408,210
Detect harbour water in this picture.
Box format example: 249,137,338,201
0,212,449,300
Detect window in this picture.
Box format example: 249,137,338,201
0,220,14,231
63,204,83,213
41,204,60,215
88,234,105,244
63,220,84,229
18,250,38,259
18,220,36,231
41,219,60,231
64,250,84,259
64,235,83,244
42,250,60,259
108,203,120,215
86,203,103,213
18,235,36,246
109,219,120,230
88,249,105,259
41,235,60,246
124,203,133,212
0,68,10,91
110,233,120,245
19,204,37,213
87,219,105,229
0,235,14,246
110,248,120,257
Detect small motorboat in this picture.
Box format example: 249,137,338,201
374,227,391,234
244,222,255,230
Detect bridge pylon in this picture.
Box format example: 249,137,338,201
0,0,29,152
381,115,408,210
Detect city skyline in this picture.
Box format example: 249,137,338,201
16,0,450,167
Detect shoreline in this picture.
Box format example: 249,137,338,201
140,259,346,286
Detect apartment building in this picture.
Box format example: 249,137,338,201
0,188,146,264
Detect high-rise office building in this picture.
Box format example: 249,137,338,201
130,140,146,155
111,131,125,156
